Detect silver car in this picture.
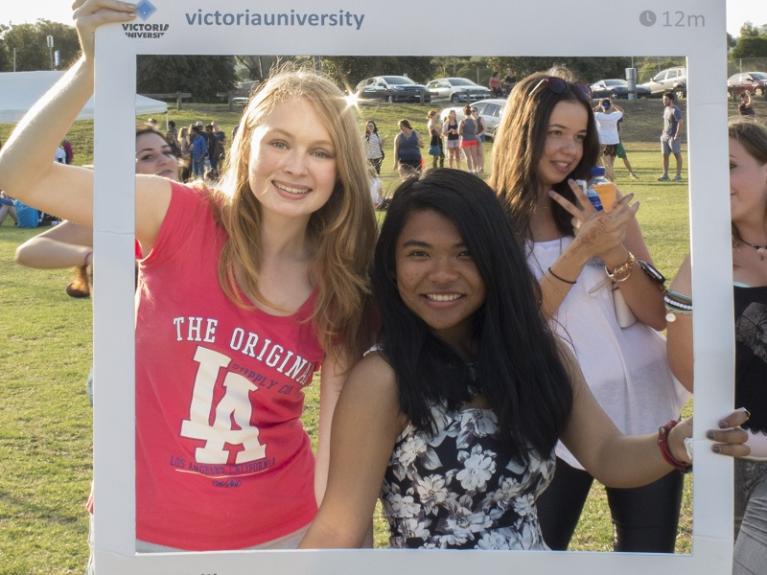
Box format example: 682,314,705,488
638,66,687,98
426,77,491,103
439,98,507,141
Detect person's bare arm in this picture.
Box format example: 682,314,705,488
559,344,748,487
15,221,93,268
0,1,171,253
301,353,403,548
665,255,694,391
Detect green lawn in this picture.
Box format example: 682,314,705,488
1,94,753,571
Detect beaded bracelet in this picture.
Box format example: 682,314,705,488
657,420,692,473
605,251,636,283
664,289,692,322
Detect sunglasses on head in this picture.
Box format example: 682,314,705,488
530,76,591,101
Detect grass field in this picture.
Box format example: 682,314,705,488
0,95,761,573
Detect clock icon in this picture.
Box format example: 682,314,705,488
639,10,657,27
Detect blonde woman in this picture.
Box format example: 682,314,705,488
442,109,461,169
0,0,376,553
667,120,767,575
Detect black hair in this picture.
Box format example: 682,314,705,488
373,168,573,461
663,91,676,101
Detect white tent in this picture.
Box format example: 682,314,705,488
0,70,168,124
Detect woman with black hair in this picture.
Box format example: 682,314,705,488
365,120,385,175
299,168,749,550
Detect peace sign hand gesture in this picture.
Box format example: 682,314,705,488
548,179,639,262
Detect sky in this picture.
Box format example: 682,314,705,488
2,0,766,37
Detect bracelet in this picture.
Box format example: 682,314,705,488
664,289,692,323
548,266,576,285
605,251,635,283
657,420,692,473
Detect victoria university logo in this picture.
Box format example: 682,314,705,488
123,0,170,39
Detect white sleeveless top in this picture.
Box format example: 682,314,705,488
528,236,690,470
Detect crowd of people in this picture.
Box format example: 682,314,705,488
1,2,765,573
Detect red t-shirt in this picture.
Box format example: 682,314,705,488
135,182,323,550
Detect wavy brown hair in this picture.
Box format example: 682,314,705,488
211,68,377,362
488,72,600,239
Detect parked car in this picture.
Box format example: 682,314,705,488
425,77,491,103
638,66,687,98
354,75,431,103
439,98,507,141
728,71,767,97
589,78,650,99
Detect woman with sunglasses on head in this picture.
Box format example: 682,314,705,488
0,0,376,556
299,168,748,550
667,119,767,575
489,72,688,553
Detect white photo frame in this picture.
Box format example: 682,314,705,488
92,0,733,573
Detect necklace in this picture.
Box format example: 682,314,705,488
742,240,767,260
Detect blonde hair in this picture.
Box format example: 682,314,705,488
212,68,377,361
729,118,767,245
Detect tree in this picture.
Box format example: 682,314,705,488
320,56,434,87
0,20,79,71
485,57,633,83
235,55,284,82
136,56,236,101
732,29,767,59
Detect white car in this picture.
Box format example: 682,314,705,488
439,98,507,141
638,66,687,98
425,77,491,103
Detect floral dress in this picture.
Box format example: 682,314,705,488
380,403,555,549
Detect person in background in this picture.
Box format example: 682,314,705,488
178,126,192,182
427,110,444,169
658,91,684,182
593,98,624,181
165,120,181,158
459,104,481,174
666,119,767,575
442,109,461,170
393,119,423,176
190,123,208,180
0,191,17,226
615,117,639,180
489,71,502,97
472,106,485,175
739,91,755,118
62,139,74,164
489,72,688,553
502,68,517,96
364,120,385,175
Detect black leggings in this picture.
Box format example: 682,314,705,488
537,457,683,552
